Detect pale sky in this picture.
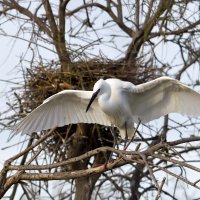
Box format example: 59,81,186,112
0,2,200,199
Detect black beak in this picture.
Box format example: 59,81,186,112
86,89,100,112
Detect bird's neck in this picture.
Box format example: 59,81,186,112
99,82,111,101
99,90,110,102
98,84,112,114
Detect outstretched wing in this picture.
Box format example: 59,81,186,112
14,90,111,134
126,77,200,123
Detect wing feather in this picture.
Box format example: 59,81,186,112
14,90,111,134
127,77,200,123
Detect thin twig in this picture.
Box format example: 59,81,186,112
155,177,166,200
6,128,56,164
124,120,141,150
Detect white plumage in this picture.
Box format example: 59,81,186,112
14,77,200,139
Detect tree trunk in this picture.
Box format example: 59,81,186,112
129,164,144,200
68,124,113,200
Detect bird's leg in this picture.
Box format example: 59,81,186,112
124,119,141,150
110,125,118,149
124,121,128,148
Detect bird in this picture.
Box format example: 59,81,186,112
14,76,200,140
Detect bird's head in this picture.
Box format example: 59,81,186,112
86,79,105,112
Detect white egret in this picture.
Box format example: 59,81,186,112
14,77,200,139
